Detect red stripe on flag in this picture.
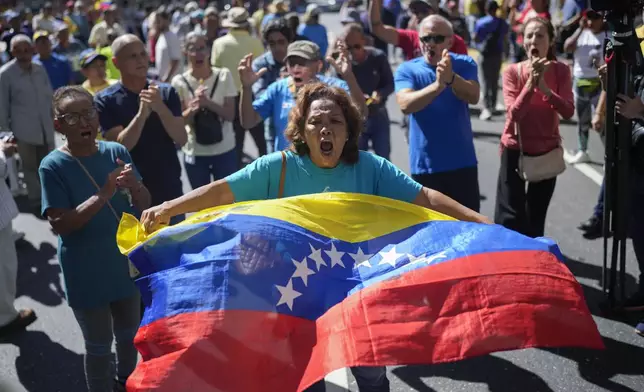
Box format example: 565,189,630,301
127,250,603,392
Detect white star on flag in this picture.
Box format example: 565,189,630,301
308,243,327,271
326,243,346,268
350,247,374,268
378,247,404,268
408,253,427,265
425,251,448,264
291,257,315,286
275,280,302,311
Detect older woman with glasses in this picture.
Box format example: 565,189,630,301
171,31,237,190
39,86,151,392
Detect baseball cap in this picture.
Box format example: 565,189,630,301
409,0,438,9
79,49,107,68
286,41,321,61
32,30,50,42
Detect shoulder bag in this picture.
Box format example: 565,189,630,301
514,62,566,183
60,148,140,278
181,70,223,146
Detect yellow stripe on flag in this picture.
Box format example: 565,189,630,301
117,193,455,255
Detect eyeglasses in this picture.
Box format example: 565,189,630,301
420,34,447,44
187,46,209,54
56,108,97,126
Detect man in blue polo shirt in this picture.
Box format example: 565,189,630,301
395,15,480,211
95,34,187,223
33,30,74,90
239,40,367,152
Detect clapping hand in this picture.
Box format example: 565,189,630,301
530,57,551,95
327,41,352,77
116,159,139,190
436,49,454,87
140,83,165,113
0,139,17,157
238,54,267,88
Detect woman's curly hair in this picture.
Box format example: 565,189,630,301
284,83,363,164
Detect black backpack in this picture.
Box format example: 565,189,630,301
181,71,223,146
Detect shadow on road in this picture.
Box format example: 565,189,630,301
15,239,65,306
4,330,85,392
472,130,502,144
392,355,554,392
545,337,644,392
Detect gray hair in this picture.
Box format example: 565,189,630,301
10,34,32,51
184,31,207,46
419,14,454,35
111,34,142,57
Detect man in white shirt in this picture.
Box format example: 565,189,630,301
88,5,127,48
155,7,182,83
0,140,36,339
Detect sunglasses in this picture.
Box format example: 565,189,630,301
287,57,310,67
419,34,447,44
56,108,97,126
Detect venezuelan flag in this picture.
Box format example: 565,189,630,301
117,193,603,392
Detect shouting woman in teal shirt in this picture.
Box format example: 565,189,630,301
141,82,490,391
39,86,152,392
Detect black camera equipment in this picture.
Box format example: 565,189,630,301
591,0,644,307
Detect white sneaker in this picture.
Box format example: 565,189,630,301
479,108,492,121
570,150,590,164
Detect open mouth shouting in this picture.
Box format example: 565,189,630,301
80,128,94,139
320,139,334,156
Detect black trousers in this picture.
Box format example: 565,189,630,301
494,148,557,238
412,166,481,213
234,95,267,168
479,53,503,111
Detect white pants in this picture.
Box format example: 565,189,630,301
0,222,18,327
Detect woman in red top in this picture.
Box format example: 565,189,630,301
494,17,574,238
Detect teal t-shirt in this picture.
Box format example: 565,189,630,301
225,150,423,202
39,141,140,309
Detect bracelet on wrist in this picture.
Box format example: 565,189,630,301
446,73,456,86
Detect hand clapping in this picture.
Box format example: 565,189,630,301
140,83,164,113
529,56,551,95
436,49,454,87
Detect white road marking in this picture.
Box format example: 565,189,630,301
562,148,604,186
325,368,350,391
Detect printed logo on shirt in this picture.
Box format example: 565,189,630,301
282,101,294,109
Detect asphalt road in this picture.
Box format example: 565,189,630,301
1,12,644,392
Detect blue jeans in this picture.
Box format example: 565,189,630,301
359,109,391,160
184,149,238,190
305,366,389,392
72,294,141,392
573,78,603,152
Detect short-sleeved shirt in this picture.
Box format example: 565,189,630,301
572,29,607,79
474,15,509,54
39,141,139,309
53,39,88,84
226,150,422,202
396,29,468,60
95,81,184,207
394,54,478,175
171,67,238,157
33,53,73,91
155,30,183,81
253,76,350,151
211,30,265,93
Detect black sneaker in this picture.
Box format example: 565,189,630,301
578,215,603,239
621,291,644,312
0,309,37,339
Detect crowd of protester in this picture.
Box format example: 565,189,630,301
0,0,643,391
